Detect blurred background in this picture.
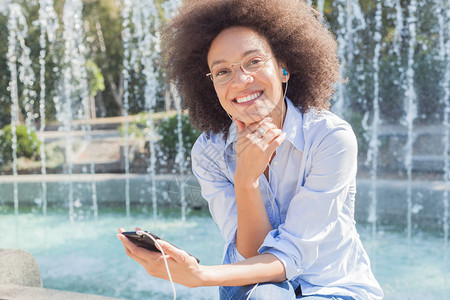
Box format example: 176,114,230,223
0,0,448,299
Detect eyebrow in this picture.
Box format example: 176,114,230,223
209,49,262,70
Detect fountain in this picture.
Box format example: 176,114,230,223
366,0,382,237
0,0,449,299
437,0,450,279
171,83,187,221
6,3,34,215
38,0,58,216
59,0,94,222
121,0,133,218
404,0,418,254
333,0,365,118
131,0,161,219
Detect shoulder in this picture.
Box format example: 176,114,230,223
303,109,351,131
191,131,231,178
191,131,227,159
303,109,356,149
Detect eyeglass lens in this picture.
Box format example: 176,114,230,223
211,56,268,84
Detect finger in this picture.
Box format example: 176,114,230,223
265,131,287,154
117,233,138,252
248,123,277,143
135,227,142,232
245,117,274,133
128,247,166,267
118,234,164,261
235,121,274,152
247,132,261,143
117,233,139,258
118,228,126,234
255,126,268,139
157,240,191,264
260,128,283,145
117,233,144,254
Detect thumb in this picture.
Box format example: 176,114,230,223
157,240,189,264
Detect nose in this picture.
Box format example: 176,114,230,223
230,66,253,87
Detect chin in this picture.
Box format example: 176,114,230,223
240,115,266,124
235,106,275,124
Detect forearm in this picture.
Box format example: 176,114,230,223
234,177,273,258
198,253,286,287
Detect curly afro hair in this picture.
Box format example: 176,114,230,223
162,0,341,137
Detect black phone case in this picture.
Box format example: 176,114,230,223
122,231,200,263
122,231,161,252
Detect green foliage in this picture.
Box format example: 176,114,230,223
157,114,201,160
0,13,9,129
82,0,125,116
118,121,146,139
0,0,446,133
0,125,40,163
118,111,149,138
86,59,105,97
118,112,201,161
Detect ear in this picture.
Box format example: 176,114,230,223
278,62,291,83
280,65,290,83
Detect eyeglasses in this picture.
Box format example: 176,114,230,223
206,55,273,85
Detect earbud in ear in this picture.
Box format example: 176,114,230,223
282,68,288,76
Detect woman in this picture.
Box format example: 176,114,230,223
117,0,384,299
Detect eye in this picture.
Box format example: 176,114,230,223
214,68,231,77
245,57,264,69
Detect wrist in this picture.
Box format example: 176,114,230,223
234,171,260,189
197,265,218,287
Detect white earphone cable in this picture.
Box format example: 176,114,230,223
136,230,177,300
246,283,260,300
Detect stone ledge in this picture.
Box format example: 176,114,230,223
0,249,123,300
0,284,124,300
0,249,42,288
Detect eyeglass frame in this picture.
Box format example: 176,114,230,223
205,54,273,84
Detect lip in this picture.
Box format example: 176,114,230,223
233,91,263,105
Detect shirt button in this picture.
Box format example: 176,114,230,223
273,160,278,167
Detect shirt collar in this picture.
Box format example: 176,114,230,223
283,97,304,151
224,98,304,154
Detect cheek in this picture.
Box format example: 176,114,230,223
214,87,231,107
213,84,224,99
263,69,283,90
216,93,232,114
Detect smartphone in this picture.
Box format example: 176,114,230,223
122,231,200,263
122,231,162,252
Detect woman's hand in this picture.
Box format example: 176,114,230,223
118,229,286,287
232,117,286,257
233,117,286,185
117,228,204,288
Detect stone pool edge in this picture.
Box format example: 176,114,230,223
0,248,123,300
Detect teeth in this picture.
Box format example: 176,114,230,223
235,92,262,103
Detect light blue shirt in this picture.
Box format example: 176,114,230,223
191,99,383,299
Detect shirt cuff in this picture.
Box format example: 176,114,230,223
224,234,247,264
258,230,303,280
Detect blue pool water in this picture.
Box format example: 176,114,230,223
0,207,448,300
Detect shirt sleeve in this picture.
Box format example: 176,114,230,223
191,134,246,263
258,124,358,280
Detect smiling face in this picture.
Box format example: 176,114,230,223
207,26,287,128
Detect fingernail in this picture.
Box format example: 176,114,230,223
265,117,272,121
